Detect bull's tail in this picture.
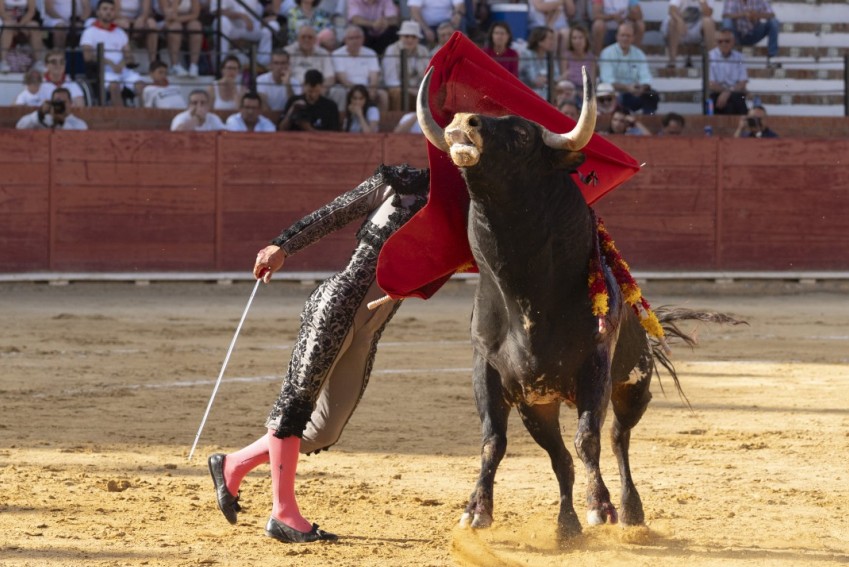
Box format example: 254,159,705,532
649,307,748,408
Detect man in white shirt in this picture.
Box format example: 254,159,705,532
284,24,336,88
142,61,187,109
661,0,716,68
16,88,89,130
225,92,277,131
171,89,226,131
256,50,302,112
34,49,87,107
381,21,430,110
216,0,278,67
329,25,386,111
80,0,143,107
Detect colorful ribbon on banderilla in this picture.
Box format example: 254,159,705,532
588,212,670,353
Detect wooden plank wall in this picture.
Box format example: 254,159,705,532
1,130,847,273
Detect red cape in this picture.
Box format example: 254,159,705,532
376,33,640,300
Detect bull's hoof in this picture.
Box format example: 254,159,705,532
619,507,644,526
458,511,493,529
557,512,583,541
587,503,618,526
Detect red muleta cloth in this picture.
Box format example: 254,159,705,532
376,32,640,300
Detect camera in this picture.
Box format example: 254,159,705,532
52,100,67,114
746,117,761,128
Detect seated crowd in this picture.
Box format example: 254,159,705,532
3,0,783,130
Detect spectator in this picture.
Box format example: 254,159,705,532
394,111,422,133
662,0,715,68
110,0,157,73
317,26,338,51
553,79,577,107
171,89,225,130
559,99,580,120
428,20,454,57
41,0,91,50
346,0,399,55
520,26,560,101
141,60,187,108
16,87,89,130
226,91,277,131
278,68,340,131
658,111,685,134
257,49,303,112
483,21,519,77
605,105,650,135
285,23,336,88
407,0,464,47
596,81,616,115
733,105,777,138
722,0,779,68
0,0,45,72
591,0,644,55
528,0,574,61
80,0,144,107
216,0,278,67
35,49,87,107
561,24,595,90
708,27,748,115
285,0,333,44
569,0,593,30
151,0,203,76
15,69,44,105
598,21,658,114
381,20,430,110
342,84,379,132
207,55,246,110
330,24,386,112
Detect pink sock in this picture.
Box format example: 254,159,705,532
224,433,271,497
268,430,312,532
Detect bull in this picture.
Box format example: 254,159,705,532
417,68,737,541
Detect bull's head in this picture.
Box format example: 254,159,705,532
417,67,596,170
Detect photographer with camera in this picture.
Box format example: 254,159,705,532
16,87,89,130
277,69,340,132
733,105,778,138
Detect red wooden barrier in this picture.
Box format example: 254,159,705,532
1,130,847,273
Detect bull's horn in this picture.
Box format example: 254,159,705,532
541,66,597,151
416,68,450,152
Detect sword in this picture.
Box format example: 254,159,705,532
188,276,263,461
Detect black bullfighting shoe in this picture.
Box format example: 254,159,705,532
208,453,241,525
265,517,339,543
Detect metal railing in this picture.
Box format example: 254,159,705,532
2,33,848,116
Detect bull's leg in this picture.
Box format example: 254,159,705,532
575,354,617,526
516,402,582,539
610,350,653,526
460,355,510,530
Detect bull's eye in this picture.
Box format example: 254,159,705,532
468,116,481,128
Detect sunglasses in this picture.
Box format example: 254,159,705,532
598,96,614,103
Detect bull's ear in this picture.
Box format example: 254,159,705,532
551,149,586,170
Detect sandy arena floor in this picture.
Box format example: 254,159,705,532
1,279,847,566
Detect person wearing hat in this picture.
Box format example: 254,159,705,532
381,20,431,110
596,82,617,116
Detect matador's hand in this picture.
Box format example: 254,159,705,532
254,245,286,283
